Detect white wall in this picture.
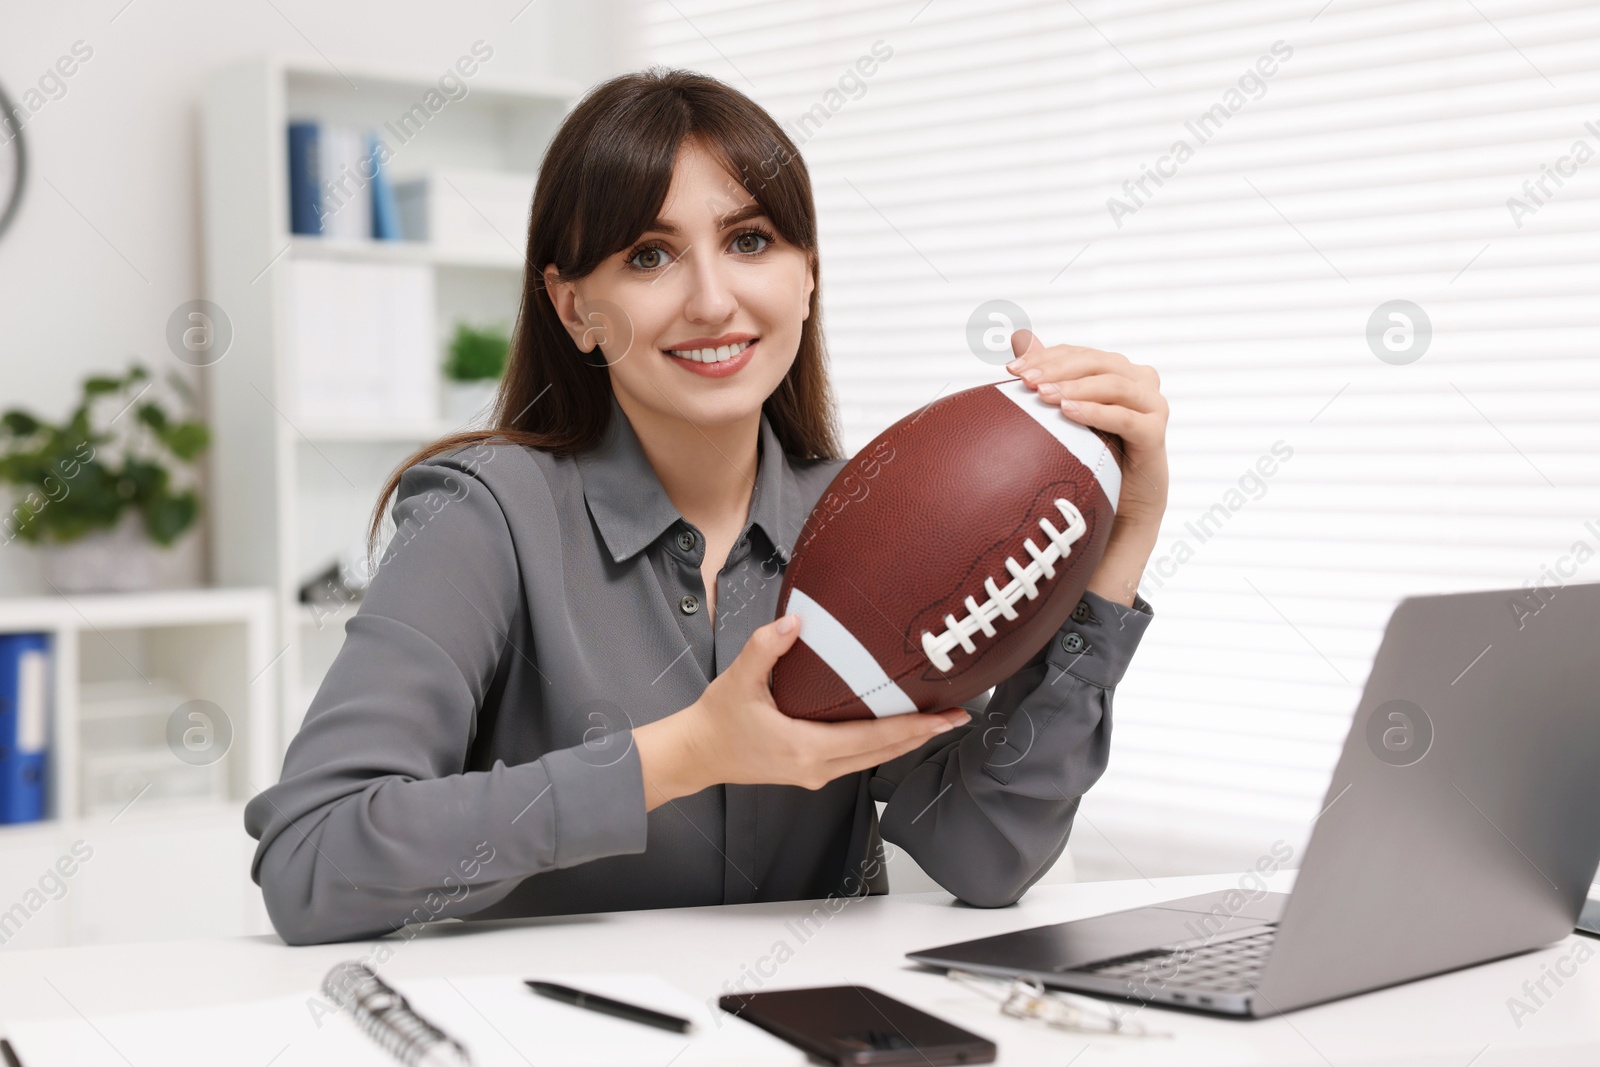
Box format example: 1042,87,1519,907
0,0,639,596
636,0,1600,882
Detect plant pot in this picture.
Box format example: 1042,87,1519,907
442,380,499,430
39,513,171,594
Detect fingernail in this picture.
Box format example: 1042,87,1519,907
930,719,955,734
775,613,797,635
1005,358,1025,372
1021,368,1043,383
1037,382,1059,399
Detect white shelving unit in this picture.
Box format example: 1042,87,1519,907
0,589,276,949
289,234,526,271
0,589,276,820
199,56,580,743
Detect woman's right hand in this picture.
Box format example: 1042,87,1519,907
633,613,970,810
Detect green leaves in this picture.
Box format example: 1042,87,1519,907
83,375,126,397
143,488,198,545
136,403,210,461
1,411,41,437
443,322,510,382
0,363,209,546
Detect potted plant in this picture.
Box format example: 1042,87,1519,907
0,364,210,593
441,321,509,429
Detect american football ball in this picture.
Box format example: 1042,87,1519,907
771,377,1122,721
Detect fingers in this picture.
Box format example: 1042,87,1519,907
824,726,954,778
736,612,803,685
1009,343,1167,449
796,708,969,762
853,708,971,762
1045,397,1161,440
1014,350,1133,386
802,710,971,786
1037,372,1158,412
757,707,972,791
1009,328,1050,362
1005,336,1163,410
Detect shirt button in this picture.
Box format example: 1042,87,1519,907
1061,631,1086,654
676,530,696,552
1071,600,1091,623
679,594,700,615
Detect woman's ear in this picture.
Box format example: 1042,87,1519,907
542,264,592,351
801,261,816,322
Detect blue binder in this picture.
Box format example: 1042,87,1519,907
287,121,323,236
368,130,401,240
0,633,50,824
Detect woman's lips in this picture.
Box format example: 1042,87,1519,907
662,339,757,379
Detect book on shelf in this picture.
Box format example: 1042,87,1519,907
0,633,50,824
369,131,402,241
286,121,321,236
287,120,397,241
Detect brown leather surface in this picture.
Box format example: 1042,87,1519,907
772,379,1120,721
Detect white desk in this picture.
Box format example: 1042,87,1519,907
2,871,1596,1065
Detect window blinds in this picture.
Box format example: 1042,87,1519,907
638,0,1600,879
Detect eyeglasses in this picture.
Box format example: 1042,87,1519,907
945,969,1170,1038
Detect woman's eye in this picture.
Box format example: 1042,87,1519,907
733,230,770,254
628,229,771,271
630,246,667,270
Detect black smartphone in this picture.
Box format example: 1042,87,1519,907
718,985,996,1066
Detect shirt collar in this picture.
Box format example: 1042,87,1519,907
577,392,802,566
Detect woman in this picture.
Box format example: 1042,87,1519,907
245,68,1168,946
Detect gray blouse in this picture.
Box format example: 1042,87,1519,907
244,392,1154,945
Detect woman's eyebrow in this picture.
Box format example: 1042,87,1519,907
644,203,768,237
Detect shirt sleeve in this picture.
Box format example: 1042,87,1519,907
243,454,648,946
870,589,1154,907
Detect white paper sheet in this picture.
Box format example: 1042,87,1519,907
3,971,804,1066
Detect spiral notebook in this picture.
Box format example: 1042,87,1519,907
2,971,804,1066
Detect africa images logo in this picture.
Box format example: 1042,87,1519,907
1364,699,1432,768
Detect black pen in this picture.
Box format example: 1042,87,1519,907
1,1037,24,1067
524,980,692,1033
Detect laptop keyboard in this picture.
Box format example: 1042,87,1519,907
1071,927,1277,994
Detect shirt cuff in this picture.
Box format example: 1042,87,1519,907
540,732,650,868
1044,590,1154,689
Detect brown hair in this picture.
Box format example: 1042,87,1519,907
368,66,842,554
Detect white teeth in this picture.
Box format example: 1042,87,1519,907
667,340,752,363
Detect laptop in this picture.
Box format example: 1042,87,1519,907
908,583,1600,1017
1580,897,1600,939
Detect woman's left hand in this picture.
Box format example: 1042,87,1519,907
1005,329,1169,606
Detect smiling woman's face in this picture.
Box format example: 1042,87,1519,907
544,137,815,435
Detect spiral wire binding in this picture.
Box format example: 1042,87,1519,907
323,961,472,1066
921,499,1087,672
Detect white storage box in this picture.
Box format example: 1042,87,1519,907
80,748,228,815
287,259,438,429
394,168,537,252
78,681,229,816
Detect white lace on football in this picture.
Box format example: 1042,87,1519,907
920,499,1087,672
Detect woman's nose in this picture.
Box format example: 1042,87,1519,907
679,246,738,324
